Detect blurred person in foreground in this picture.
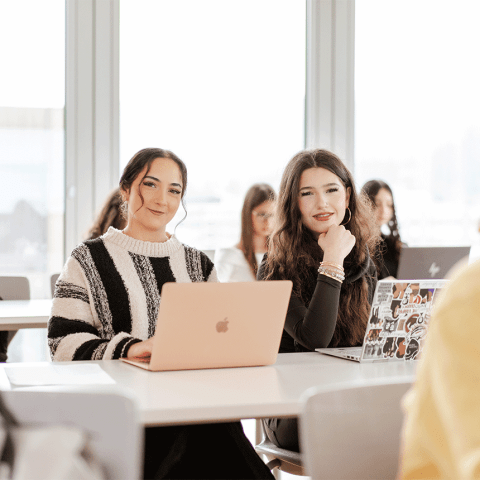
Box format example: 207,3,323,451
399,258,480,479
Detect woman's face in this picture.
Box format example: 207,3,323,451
374,188,394,227
297,167,351,238
121,157,183,241
251,200,275,238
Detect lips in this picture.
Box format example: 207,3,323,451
313,212,333,221
148,208,165,216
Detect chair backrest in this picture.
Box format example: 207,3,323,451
202,249,215,262
299,380,412,480
0,276,30,300
2,390,142,480
50,273,60,297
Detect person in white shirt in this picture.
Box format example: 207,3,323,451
215,183,276,282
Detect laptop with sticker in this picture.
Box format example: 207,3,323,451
397,246,470,280
122,280,292,371
316,279,447,363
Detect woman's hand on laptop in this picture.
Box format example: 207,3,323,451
126,337,154,360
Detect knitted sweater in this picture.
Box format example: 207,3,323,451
48,227,217,361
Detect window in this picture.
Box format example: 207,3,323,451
120,0,306,249
0,0,65,298
0,0,65,361
355,0,480,248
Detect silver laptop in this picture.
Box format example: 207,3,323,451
397,246,470,280
122,280,292,371
316,279,447,363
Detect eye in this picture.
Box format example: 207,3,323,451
300,191,313,197
326,187,339,194
169,188,182,195
143,181,156,188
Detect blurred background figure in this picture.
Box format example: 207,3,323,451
362,180,403,279
86,188,126,240
215,183,276,282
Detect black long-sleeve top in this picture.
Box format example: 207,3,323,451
257,254,377,353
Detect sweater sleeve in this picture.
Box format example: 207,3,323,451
257,259,341,352
283,275,342,352
48,255,141,361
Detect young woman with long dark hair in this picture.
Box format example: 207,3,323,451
215,183,276,282
361,179,403,279
48,148,273,479
258,149,379,452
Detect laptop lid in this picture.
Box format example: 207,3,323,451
397,246,470,280
359,279,447,362
124,280,292,371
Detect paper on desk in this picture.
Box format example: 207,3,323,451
4,364,116,386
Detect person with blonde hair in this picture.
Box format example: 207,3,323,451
399,259,480,480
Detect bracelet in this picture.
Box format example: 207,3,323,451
318,269,344,284
319,261,344,272
318,266,345,283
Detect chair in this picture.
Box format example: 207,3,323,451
0,276,30,300
50,273,60,297
202,249,215,262
255,419,305,477
299,380,412,480
2,390,142,480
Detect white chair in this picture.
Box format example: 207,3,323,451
2,390,142,480
50,273,60,297
255,419,305,477
299,380,412,480
202,249,215,262
0,276,30,301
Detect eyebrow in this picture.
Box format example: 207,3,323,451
145,175,182,189
299,182,340,191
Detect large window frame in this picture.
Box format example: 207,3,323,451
65,0,355,256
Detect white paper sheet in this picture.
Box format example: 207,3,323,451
4,364,116,386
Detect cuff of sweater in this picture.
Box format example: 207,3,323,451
119,338,142,359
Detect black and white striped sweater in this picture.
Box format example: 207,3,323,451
48,227,217,361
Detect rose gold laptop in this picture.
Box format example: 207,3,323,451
122,280,292,371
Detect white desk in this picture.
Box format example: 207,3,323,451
0,353,417,426
0,299,51,330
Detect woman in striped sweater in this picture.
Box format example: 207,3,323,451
49,148,273,480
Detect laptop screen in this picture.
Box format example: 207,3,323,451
360,279,447,362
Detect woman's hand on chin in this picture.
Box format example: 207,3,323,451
126,337,154,360
318,224,356,265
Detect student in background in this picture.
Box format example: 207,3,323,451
86,187,126,240
362,180,403,279
399,259,480,480
215,183,276,282
258,148,379,451
48,148,273,480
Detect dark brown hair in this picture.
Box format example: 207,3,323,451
119,148,188,224
86,188,126,240
361,179,402,265
263,149,379,347
240,183,276,276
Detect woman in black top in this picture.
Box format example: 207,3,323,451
361,180,403,279
258,149,379,451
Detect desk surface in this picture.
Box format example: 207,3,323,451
0,353,417,426
0,299,51,330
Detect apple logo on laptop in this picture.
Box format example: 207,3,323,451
216,318,229,333
428,262,440,278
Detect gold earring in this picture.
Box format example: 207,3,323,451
340,207,351,226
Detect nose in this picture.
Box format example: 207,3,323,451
155,188,168,206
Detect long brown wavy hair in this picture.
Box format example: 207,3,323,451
263,149,379,347
239,183,276,276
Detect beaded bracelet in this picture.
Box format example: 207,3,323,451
318,266,345,283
